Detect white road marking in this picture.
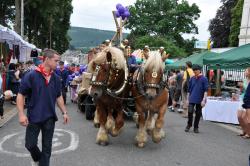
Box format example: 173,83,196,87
0,129,79,157
52,142,62,148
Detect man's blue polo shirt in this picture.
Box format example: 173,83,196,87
19,70,62,123
188,75,208,104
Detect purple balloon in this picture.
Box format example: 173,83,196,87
116,3,122,10
125,6,129,12
124,11,130,17
122,15,126,20
118,6,125,15
115,11,120,18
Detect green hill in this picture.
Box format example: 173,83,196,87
68,26,128,48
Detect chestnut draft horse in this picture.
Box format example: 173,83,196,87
88,47,128,146
132,51,168,148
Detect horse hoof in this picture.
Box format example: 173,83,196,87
137,142,145,148
94,123,100,128
110,133,118,137
110,129,120,137
97,141,109,146
152,136,162,143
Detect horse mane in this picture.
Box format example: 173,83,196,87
144,51,164,72
88,47,126,72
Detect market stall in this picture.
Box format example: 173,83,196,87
202,97,240,124
167,51,218,70
201,44,250,124
0,24,40,63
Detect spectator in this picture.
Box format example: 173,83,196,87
185,64,208,133
237,67,250,139
0,73,3,119
172,70,183,112
55,61,70,104
8,63,20,105
168,70,176,110
182,61,194,118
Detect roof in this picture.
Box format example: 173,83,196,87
204,44,250,69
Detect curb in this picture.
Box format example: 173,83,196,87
0,107,17,128
214,123,241,134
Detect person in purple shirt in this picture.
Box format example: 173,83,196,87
185,64,208,133
17,49,70,166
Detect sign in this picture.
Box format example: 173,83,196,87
194,41,208,49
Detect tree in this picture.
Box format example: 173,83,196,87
126,0,200,57
23,0,73,53
229,0,243,47
14,0,21,34
208,0,237,48
0,0,15,27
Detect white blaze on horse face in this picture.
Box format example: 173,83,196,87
92,75,97,81
146,72,157,97
152,71,158,78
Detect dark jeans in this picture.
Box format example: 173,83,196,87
0,96,4,116
62,88,67,104
25,118,55,166
187,103,202,128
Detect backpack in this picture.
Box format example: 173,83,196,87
183,70,190,92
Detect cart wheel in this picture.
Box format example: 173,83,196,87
85,104,94,120
78,94,88,113
85,96,95,120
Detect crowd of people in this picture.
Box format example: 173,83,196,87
0,39,245,165
167,62,250,136
167,62,209,133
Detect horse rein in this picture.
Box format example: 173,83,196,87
90,59,128,96
135,66,167,100
90,63,111,88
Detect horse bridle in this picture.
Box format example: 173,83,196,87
90,63,110,88
136,66,167,100
90,60,128,96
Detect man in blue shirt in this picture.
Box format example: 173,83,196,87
185,64,208,133
55,61,69,104
126,46,138,73
17,49,69,166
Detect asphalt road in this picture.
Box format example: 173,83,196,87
0,101,249,166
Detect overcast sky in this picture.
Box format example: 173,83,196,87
70,0,221,41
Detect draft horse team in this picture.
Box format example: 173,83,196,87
86,46,168,148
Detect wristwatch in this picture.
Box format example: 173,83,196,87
62,112,67,115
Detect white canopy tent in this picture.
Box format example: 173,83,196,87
0,24,40,62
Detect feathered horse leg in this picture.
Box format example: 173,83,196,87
96,106,109,146
152,104,167,143
135,106,148,148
